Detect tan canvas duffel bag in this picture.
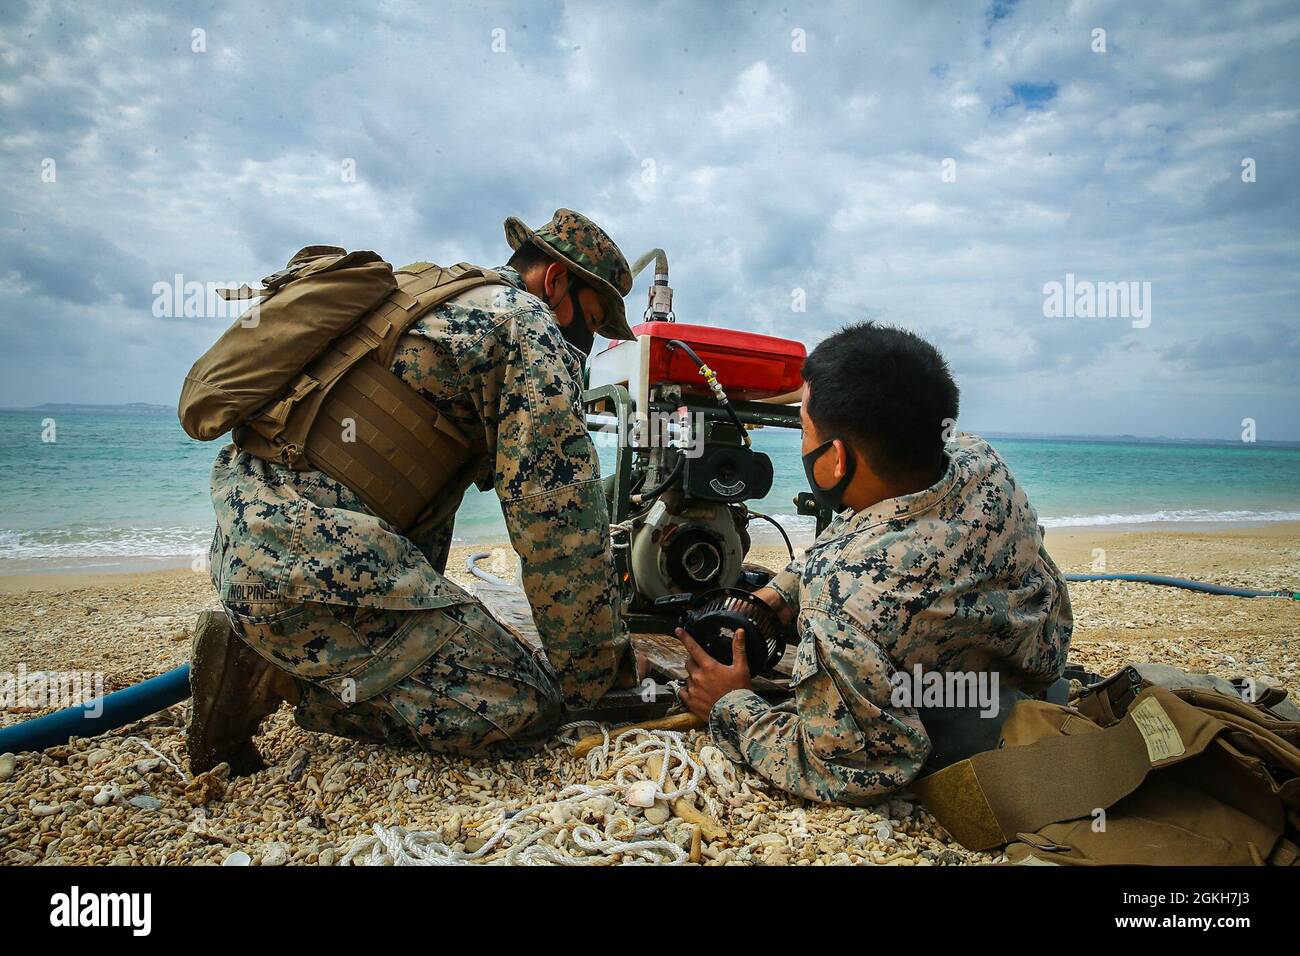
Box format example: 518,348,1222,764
913,664,1300,865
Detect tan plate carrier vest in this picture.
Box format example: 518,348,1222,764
233,261,510,530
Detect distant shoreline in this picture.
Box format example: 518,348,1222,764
2,405,1298,447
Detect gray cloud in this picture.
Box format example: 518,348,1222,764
1,0,1297,438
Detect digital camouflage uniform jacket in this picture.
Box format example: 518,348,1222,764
208,266,628,709
708,434,1072,805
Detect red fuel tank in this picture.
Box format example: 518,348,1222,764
627,321,806,400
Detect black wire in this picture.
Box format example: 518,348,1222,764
633,454,684,503
745,507,795,562
665,337,707,368
666,338,750,444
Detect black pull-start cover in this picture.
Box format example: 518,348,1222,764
673,587,785,675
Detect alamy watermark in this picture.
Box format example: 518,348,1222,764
890,664,1000,718
152,275,261,326
1042,273,1151,328
1,664,105,717
49,886,151,936
587,408,708,458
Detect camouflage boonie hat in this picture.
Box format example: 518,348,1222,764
504,208,635,341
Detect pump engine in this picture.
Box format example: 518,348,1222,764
584,252,807,640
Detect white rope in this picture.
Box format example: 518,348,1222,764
123,735,190,782
552,720,603,747
339,723,711,866
584,727,705,803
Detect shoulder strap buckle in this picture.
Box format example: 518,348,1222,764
216,283,268,301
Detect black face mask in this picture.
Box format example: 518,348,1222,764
801,439,856,514
558,282,596,356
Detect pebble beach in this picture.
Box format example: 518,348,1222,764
1,524,1297,866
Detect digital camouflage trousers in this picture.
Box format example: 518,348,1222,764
222,597,563,756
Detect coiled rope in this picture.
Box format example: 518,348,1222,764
339,722,719,866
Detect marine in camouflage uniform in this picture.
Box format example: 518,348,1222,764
192,210,637,772
708,434,1073,805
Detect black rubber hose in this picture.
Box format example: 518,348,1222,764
1064,573,1297,599
666,338,751,445
632,455,684,504
746,507,796,562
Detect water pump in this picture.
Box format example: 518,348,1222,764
584,250,807,641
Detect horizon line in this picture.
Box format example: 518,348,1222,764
3,402,1298,447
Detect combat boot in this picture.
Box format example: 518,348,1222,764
186,610,300,776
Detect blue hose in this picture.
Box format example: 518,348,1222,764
1064,573,1297,599
0,664,191,755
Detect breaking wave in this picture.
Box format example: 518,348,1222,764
0,526,212,560
1039,509,1300,528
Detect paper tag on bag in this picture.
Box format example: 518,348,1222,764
1131,696,1185,763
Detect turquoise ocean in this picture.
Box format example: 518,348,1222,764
2,406,1299,573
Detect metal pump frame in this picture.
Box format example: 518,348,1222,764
582,384,810,634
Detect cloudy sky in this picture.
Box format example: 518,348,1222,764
2,0,1297,439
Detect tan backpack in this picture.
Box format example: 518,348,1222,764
913,664,1300,865
178,246,510,529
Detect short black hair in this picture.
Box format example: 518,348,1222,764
802,321,960,485
507,241,554,275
